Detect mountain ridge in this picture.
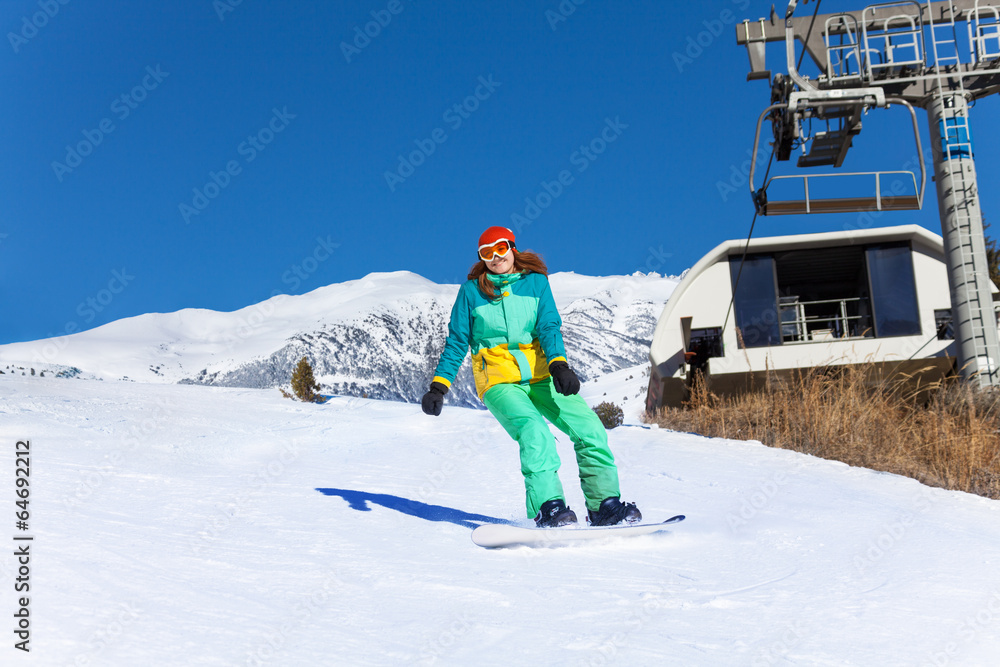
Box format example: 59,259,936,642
0,271,679,408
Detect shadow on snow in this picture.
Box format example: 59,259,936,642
315,488,509,529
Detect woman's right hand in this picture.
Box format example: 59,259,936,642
421,382,448,416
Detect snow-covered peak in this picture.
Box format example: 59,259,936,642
0,270,679,405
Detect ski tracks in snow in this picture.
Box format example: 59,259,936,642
5,376,1000,665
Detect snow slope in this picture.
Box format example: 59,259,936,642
3,370,1000,666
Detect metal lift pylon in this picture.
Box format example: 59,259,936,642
736,0,1000,387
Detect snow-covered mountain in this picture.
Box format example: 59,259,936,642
0,271,679,408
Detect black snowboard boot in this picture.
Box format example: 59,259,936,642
534,499,578,528
587,497,642,526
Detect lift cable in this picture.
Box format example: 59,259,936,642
720,144,777,345
719,0,817,353
796,0,823,74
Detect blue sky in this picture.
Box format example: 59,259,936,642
2,0,999,344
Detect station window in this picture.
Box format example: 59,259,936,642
729,241,921,347
866,244,921,337
730,255,781,348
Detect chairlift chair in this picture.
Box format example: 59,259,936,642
748,89,926,216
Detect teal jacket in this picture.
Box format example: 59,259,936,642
433,272,567,399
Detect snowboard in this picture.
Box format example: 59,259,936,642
471,515,685,548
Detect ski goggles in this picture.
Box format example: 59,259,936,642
478,239,514,261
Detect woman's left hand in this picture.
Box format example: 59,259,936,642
549,361,581,396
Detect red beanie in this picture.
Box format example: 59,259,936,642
478,226,515,250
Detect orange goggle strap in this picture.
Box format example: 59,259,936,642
478,239,514,260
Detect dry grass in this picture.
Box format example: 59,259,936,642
646,365,1000,499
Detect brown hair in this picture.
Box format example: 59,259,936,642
468,250,549,300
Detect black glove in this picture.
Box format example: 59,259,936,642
421,382,448,416
549,361,580,396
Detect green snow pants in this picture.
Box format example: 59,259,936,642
482,378,620,519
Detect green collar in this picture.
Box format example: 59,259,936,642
486,272,524,286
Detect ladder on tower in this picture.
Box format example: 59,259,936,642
928,0,999,384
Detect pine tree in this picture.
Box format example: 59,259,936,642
592,401,624,429
290,357,322,403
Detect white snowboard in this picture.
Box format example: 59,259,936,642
471,515,685,548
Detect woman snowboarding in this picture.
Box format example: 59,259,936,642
420,226,641,528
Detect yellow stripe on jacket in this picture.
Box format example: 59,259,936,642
471,341,552,399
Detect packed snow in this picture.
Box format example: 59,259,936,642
3,365,1000,666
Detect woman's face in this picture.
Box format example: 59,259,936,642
485,248,515,274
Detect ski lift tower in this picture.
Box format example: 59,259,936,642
736,0,1000,386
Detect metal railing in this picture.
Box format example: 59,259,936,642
862,2,926,78
780,296,874,343
763,170,921,214
970,0,1000,62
